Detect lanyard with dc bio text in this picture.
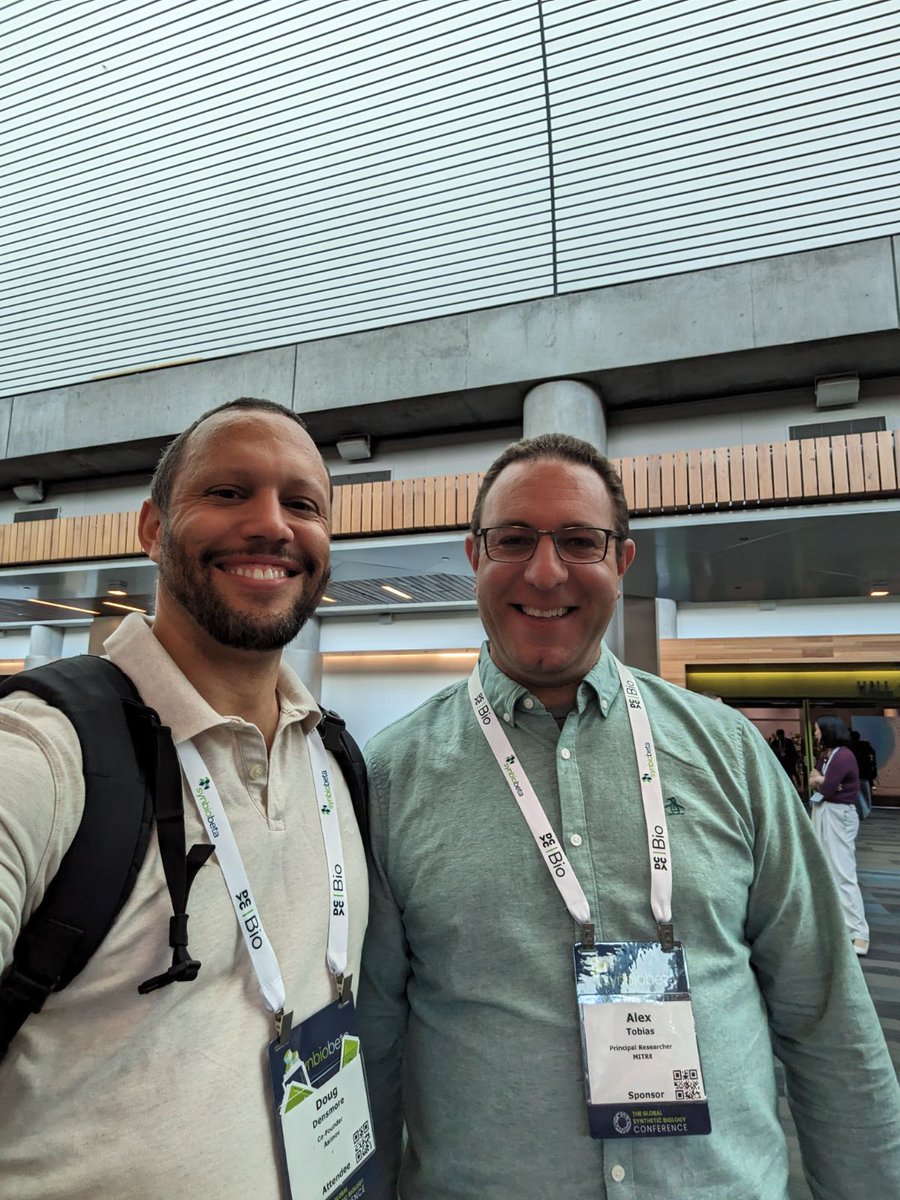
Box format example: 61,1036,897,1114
467,658,674,949
176,727,351,1036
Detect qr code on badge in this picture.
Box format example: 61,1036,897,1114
353,1121,373,1165
673,1068,701,1100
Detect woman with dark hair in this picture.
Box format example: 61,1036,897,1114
809,715,869,955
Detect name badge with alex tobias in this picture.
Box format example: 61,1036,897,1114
268,997,377,1200
574,941,711,1139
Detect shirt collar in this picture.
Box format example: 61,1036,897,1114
476,641,622,727
103,613,321,742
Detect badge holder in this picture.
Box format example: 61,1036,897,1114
574,940,711,1139
268,984,378,1200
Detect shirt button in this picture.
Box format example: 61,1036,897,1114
601,699,608,713
570,833,582,847
560,748,571,760
523,698,534,710
502,712,511,723
249,763,265,781
611,1164,626,1183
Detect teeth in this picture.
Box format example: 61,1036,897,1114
223,565,289,580
521,606,568,618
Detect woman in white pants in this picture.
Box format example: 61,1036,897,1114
810,715,869,956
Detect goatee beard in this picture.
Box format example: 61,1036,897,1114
158,531,330,652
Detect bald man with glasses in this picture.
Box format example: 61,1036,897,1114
357,433,900,1200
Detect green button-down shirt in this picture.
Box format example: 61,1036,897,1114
358,646,900,1199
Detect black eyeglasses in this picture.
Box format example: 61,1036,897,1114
476,526,623,564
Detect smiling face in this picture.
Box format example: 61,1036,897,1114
139,409,331,654
466,457,635,707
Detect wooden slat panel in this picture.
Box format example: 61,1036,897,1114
360,483,373,533
799,438,818,496
466,473,480,525
401,479,414,529
349,484,362,534
14,522,28,563
742,444,758,503
861,431,880,491
102,513,115,556
331,483,344,534
616,457,636,512
412,478,425,529
424,477,435,528
433,476,446,527
785,440,803,499
728,445,745,504
700,448,716,506
687,450,703,508
124,511,140,554
660,452,676,509
633,457,649,513
646,454,662,512
770,443,788,501
846,434,865,493
831,435,850,495
673,451,688,509
814,437,833,496
0,524,10,564
369,482,383,532
876,430,897,490
895,428,900,487
443,477,456,528
757,443,773,501
715,447,730,506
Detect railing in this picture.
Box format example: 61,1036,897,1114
0,431,896,567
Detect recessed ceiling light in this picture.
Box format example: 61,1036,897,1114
102,601,147,614
381,584,413,601
320,595,337,604
106,581,128,596
869,583,890,597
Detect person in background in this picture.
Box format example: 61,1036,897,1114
810,715,869,956
768,728,799,787
850,729,878,816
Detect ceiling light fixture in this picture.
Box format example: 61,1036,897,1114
380,584,413,601
12,481,45,503
336,435,372,462
320,595,337,604
869,582,890,597
28,598,100,616
106,581,128,596
102,601,147,614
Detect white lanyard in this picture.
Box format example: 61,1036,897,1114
177,726,351,1026
469,658,675,949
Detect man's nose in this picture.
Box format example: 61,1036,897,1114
239,491,295,543
523,534,568,588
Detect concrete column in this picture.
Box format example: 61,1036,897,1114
282,617,323,701
88,615,125,656
25,624,64,670
623,597,677,677
522,380,607,451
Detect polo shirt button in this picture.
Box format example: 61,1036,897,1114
611,1164,626,1182
601,699,608,712
249,763,265,781
523,698,534,709
560,748,571,760
502,712,511,723
570,833,582,847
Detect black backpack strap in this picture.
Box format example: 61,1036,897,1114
318,708,369,848
0,657,209,1058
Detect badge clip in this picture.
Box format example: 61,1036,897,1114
657,921,675,952
335,973,353,1005
580,922,595,949
274,1008,293,1047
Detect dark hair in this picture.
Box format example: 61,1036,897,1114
816,715,851,749
150,398,309,516
470,433,630,557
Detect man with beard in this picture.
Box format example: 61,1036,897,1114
0,399,369,1199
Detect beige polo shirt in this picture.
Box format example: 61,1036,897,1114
0,614,367,1199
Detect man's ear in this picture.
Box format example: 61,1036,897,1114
617,538,636,580
465,532,480,574
138,499,164,564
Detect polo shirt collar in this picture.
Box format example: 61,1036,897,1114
103,613,321,743
477,641,622,727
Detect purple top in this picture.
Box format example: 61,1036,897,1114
816,746,860,804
